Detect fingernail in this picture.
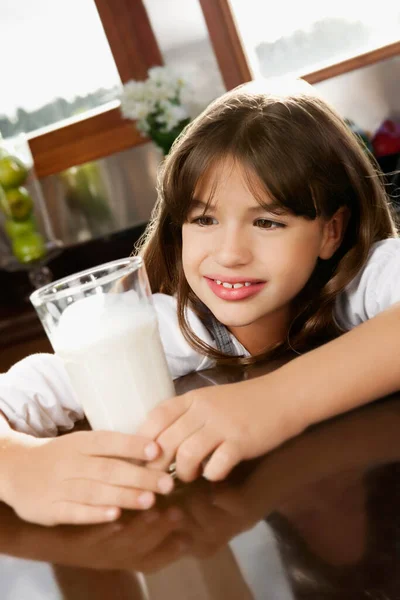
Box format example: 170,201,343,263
105,507,119,520
138,492,155,509
145,442,159,460
158,475,174,494
203,464,219,481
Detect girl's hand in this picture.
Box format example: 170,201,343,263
138,377,303,482
0,430,174,526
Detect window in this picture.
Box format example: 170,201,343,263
228,0,400,79
0,0,121,137
143,0,226,110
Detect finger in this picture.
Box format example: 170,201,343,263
76,431,161,461
202,441,243,481
80,457,174,495
62,480,157,510
150,412,206,471
138,394,192,440
52,502,121,526
175,428,222,482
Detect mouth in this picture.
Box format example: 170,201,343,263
204,276,266,301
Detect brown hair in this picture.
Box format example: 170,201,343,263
136,81,397,365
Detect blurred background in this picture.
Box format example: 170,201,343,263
0,0,399,368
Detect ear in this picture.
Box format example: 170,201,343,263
319,207,350,260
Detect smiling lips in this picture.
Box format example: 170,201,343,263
205,276,266,301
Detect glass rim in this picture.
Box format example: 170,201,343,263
30,256,143,306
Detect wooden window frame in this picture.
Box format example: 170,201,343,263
28,0,400,179
29,0,163,179
199,0,400,88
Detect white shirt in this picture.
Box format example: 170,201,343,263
1,238,399,437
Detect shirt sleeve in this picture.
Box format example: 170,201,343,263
153,294,215,379
0,353,83,437
335,238,400,329
0,294,214,437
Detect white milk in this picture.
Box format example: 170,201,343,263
52,291,175,433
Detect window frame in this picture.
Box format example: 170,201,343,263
201,0,400,86
28,0,163,178
26,0,400,178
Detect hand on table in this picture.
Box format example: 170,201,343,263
0,430,174,526
2,395,398,570
138,376,301,482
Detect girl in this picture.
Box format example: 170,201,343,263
1,79,399,526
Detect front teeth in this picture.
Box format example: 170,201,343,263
216,280,253,289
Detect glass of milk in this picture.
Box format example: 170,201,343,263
30,257,175,433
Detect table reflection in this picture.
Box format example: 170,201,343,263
0,370,400,598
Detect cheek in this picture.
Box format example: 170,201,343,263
181,226,200,278
272,234,322,282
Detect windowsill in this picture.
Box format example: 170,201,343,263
303,40,400,84
25,100,122,141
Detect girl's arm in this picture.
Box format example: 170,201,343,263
0,353,83,437
0,412,174,526
139,302,400,482
274,301,400,428
0,354,175,526
0,292,214,525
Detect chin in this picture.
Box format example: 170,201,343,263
220,319,256,328
210,308,259,329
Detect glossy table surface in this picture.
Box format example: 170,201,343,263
1,365,400,599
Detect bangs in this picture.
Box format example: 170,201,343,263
162,144,230,225
187,157,298,218
165,144,321,223
162,130,324,226
161,90,358,227
234,124,322,220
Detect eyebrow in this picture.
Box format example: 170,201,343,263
190,198,289,216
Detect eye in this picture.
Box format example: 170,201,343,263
191,215,218,227
254,218,285,230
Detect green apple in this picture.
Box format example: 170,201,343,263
5,216,36,239
0,184,7,216
4,186,33,220
0,155,28,189
12,231,46,264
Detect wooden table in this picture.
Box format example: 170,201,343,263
0,367,399,599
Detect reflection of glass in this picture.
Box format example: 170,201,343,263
0,0,121,137
40,144,160,247
61,162,115,240
228,0,400,79
143,0,225,116
30,258,175,433
0,134,62,288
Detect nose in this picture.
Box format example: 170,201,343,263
213,225,252,268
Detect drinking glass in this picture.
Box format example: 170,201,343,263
30,257,175,433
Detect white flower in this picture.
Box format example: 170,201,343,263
146,79,177,103
120,80,157,121
136,119,150,135
157,101,189,132
121,80,147,102
120,67,197,139
148,66,176,85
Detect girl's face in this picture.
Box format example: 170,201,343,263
182,159,342,353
